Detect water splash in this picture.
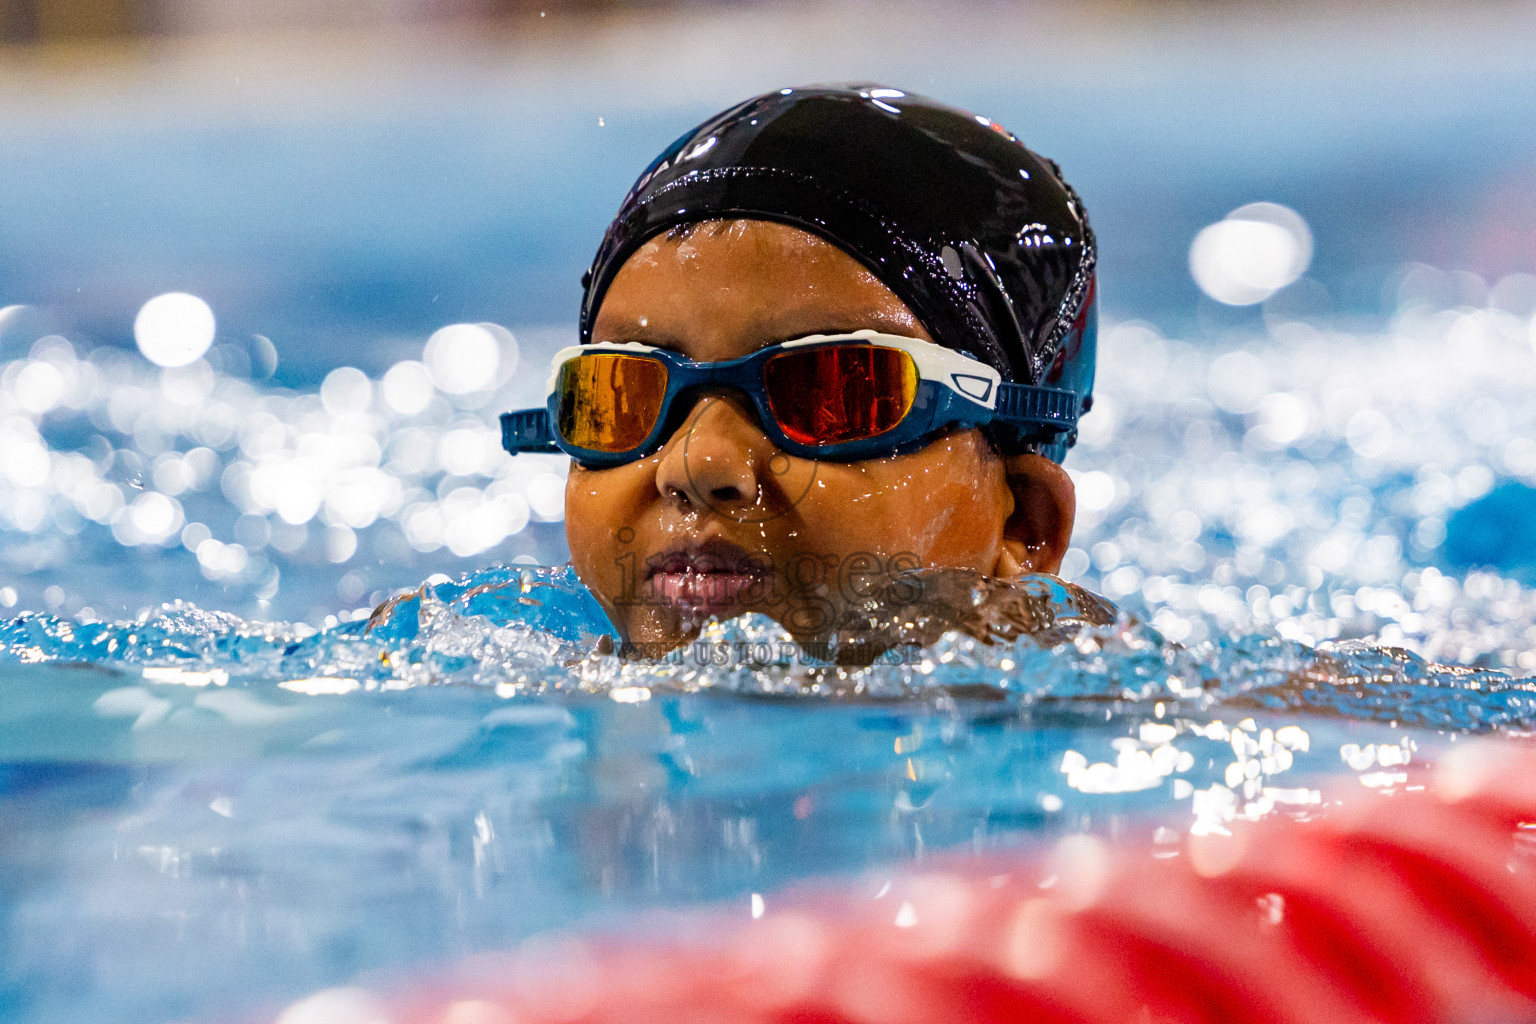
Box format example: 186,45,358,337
3,563,1530,732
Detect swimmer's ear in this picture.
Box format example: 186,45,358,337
994,453,1075,577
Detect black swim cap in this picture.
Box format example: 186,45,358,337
579,84,1097,461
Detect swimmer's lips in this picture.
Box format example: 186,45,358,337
644,541,768,612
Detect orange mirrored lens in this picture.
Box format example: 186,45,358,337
556,353,668,453
764,345,918,446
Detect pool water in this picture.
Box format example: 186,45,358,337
2,561,1534,1022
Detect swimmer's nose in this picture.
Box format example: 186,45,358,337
653,393,770,512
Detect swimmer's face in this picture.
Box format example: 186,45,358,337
565,219,1074,653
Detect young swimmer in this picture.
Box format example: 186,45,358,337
503,85,1101,658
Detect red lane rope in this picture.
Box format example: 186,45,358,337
269,741,1536,1024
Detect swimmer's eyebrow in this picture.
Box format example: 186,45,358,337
592,309,930,355
766,309,930,344
780,320,908,340
591,327,687,352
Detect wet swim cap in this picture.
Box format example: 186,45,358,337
579,84,1097,462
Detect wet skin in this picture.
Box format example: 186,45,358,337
565,219,1076,655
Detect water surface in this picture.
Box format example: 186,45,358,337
1,566,1529,1023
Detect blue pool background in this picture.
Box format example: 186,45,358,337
2,3,1536,1021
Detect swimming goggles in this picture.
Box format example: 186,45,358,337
500,330,1080,468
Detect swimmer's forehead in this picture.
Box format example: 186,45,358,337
590,219,934,361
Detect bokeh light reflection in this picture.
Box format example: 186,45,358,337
426,323,511,395
133,292,217,368
1189,203,1313,306
0,320,562,620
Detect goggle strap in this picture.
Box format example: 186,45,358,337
500,409,559,454
992,383,1081,434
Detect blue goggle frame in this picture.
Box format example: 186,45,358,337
500,331,1080,469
